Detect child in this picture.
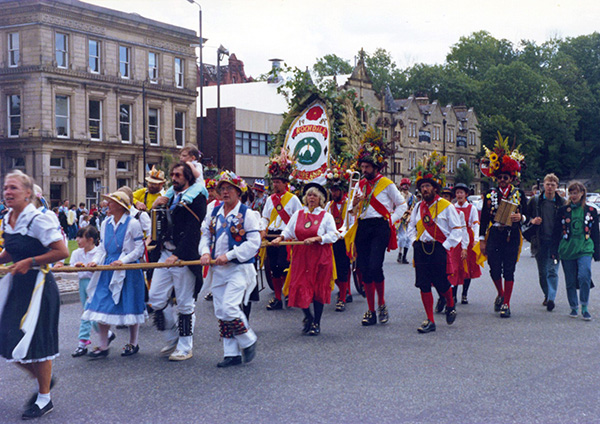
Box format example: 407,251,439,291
164,144,208,203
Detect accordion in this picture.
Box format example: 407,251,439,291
494,199,517,227
151,206,172,244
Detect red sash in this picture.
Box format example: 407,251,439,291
419,196,447,245
330,197,346,230
359,175,398,250
271,192,291,224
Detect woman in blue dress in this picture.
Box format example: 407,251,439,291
0,170,68,420
82,191,147,358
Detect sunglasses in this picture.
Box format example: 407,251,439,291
497,175,511,181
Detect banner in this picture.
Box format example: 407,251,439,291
284,100,330,182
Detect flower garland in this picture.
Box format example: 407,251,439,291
411,151,447,188
480,132,525,180
355,127,391,169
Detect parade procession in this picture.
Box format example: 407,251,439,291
3,0,600,422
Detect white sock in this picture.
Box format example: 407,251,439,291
35,392,51,409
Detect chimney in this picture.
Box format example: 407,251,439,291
268,58,283,83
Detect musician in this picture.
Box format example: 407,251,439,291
260,151,302,310
349,130,407,326
147,162,206,361
397,178,415,264
479,138,526,318
199,171,260,367
133,166,166,212
407,154,463,333
325,168,353,312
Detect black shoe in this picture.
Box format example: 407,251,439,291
494,295,504,312
217,356,242,368
88,347,109,359
500,304,511,318
417,320,436,334
266,298,283,310
71,346,88,357
402,258,409,264
107,332,116,346
396,254,402,263
361,310,376,326
25,378,56,407
542,297,548,306
242,341,257,363
22,401,53,420
446,306,457,325
547,300,555,312
121,344,139,357
435,297,446,314
302,316,313,334
346,294,353,303
308,323,321,336
335,300,346,312
461,295,469,305
204,292,213,301
378,304,389,324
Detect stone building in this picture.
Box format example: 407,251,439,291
0,0,198,207
342,53,482,192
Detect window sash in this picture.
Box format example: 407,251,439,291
55,33,68,68
55,95,69,137
148,108,160,146
119,46,130,78
175,58,184,88
8,33,19,67
7,94,21,137
148,52,158,81
89,100,102,140
89,40,100,73
175,111,185,147
119,104,131,143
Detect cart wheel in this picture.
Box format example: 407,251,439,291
352,262,365,297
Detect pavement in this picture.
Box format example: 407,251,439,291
2,243,600,423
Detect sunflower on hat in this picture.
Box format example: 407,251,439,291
412,151,447,189
480,132,525,180
355,128,392,170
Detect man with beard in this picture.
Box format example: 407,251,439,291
133,166,166,211
407,153,463,333
147,162,206,361
348,129,406,326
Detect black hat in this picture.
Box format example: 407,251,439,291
303,182,329,202
452,183,471,196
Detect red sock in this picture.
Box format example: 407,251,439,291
421,291,435,322
273,277,283,300
337,280,348,302
374,281,385,306
364,283,376,312
504,280,514,306
492,279,504,297
442,288,455,308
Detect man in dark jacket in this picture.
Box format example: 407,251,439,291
526,173,565,311
148,162,206,361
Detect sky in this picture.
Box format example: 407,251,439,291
86,0,600,78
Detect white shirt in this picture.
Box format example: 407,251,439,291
199,201,261,263
455,201,480,242
3,203,63,247
260,192,303,232
70,246,100,279
281,206,340,245
92,214,145,264
191,160,206,190
406,198,463,251
129,206,151,236
351,179,407,224
325,198,355,230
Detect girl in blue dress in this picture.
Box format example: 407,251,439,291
82,191,147,358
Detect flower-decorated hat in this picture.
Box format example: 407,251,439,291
400,178,411,187
268,149,295,181
412,151,447,190
324,162,352,191
145,165,166,184
480,132,525,180
217,170,247,194
205,178,217,191
252,179,266,192
356,127,391,170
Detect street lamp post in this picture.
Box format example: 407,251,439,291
187,0,203,153
216,44,229,169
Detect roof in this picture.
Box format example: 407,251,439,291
200,80,288,116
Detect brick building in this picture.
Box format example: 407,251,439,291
0,0,198,207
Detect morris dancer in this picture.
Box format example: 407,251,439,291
479,134,526,318
397,178,416,264
199,171,260,367
260,151,302,310
407,153,463,333
348,129,406,326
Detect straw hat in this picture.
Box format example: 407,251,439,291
102,191,131,213
145,165,166,184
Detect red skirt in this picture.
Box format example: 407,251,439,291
287,243,334,309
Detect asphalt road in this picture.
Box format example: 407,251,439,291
1,244,600,423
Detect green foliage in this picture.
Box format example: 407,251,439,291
455,163,475,186
313,54,353,77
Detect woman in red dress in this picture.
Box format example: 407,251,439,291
272,182,339,335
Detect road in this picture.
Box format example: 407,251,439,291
1,244,600,423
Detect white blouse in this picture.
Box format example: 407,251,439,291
3,203,63,247
92,214,145,264
281,206,340,245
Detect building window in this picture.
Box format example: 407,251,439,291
175,111,185,148
148,108,160,146
448,155,455,173
50,157,64,169
469,131,476,146
55,33,68,68
117,178,130,188
119,46,130,78
446,127,455,143
117,161,129,171
394,160,402,175
89,100,102,140
175,58,184,88
408,151,417,170
11,157,25,169
408,122,417,138
55,95,69,138
89,39,100,73
8,33,19,67
7,94,21,138
148,52,158,82
86,159,99,170
119,104,131,143
235,131,271,156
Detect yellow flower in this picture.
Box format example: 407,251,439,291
489,153,498,162
491,161,500,170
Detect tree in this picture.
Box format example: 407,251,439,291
313,54,353,77
364,48,405,95
455,163,475,186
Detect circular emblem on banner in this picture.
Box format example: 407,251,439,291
294,137,322,165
